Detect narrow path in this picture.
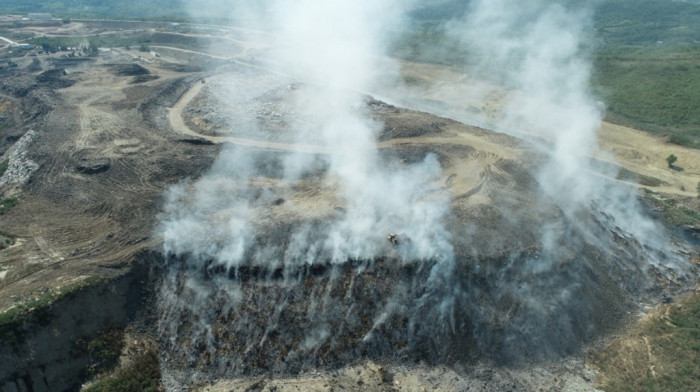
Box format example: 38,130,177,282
167,80,332,154
0,36,18,46
166,63,698,198
642,336,657,379
167,76,521,160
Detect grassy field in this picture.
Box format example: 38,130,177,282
591,0,700,148
399,0,700,149
591,290,700,392
592,46,700,148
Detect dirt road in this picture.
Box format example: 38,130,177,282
167,79,332,154
390,61,700,197
167,67,699,202
0,36,17,46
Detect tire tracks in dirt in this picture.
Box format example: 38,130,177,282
167,75,523,161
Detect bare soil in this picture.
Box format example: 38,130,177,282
0,47,218,314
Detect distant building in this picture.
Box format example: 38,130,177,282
11,44,34,50
27,13,52,20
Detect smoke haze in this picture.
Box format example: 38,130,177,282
156,0,695,387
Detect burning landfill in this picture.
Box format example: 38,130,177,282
154,0,696,388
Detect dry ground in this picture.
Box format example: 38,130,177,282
391,60,700,198
0,34,221,312
0,21,697,392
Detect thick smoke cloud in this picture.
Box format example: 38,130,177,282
162,0,452,270
423,0,693,361
158,1,459,385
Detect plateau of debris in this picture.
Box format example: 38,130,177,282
157,74,695,388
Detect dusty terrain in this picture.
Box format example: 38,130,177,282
0,21,697,392
390,60,700,198
0,48,217,312
0,22,225,391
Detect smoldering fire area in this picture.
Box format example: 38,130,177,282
153,0,697,389
0,2,698,391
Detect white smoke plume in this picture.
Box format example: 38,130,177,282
157,2,458,383
444,0,688,267
423,0,694,360
156,0,695,385
161,0,452,270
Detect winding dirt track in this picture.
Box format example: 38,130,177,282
158,35,699,198
395,61,700,197
0,36,17,46
167,74,520,160
167,80,332,154
167,72,700,200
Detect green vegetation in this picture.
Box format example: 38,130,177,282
666,154,678,168
76,328,126,379
0,196,17,215
592,46,700,147
616,167,665,188
594,0,700,47
0,0,189,21
0,229,15,250
82,343,162,392
0,277,100,343
643,189,700,227
592,291,700,392
576,0,700,147
0,159,8,177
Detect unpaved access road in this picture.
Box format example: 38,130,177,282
393,61,700,198
167,74,521,160
0,36,17,46
168,68,698,200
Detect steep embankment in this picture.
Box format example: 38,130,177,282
0,45,219,391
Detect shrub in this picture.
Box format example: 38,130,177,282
0,197,17,215
666,154,678,168
0,159,8,177
82,347,162,392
